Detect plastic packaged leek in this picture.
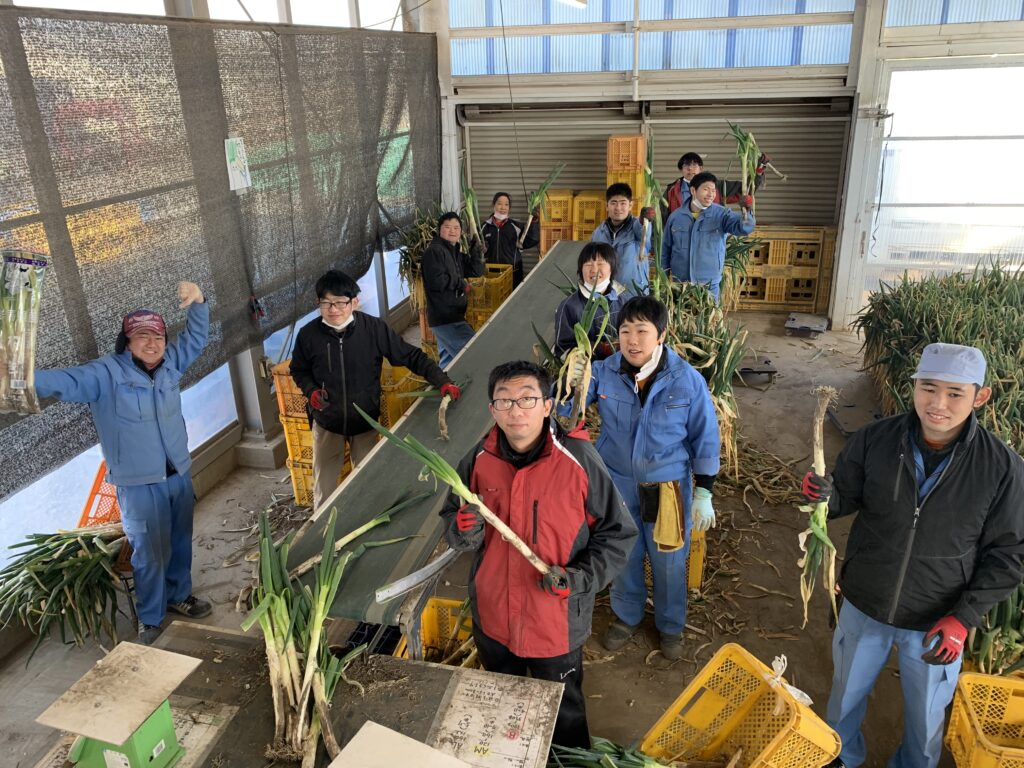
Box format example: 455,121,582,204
0,250,48,414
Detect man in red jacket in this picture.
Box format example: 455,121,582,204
441,360,638,748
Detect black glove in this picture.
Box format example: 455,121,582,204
451,503,485,551
541,566,570,598
801,471,833,504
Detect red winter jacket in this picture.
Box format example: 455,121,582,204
441,422,637,658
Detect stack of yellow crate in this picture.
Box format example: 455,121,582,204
466,263,513,330
539,188,574,256
572,190,606,241
272,360,421,506
606,134,645,217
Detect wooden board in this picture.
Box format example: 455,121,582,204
332,721,471,768
35,642,201,745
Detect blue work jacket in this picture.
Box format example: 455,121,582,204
661,204,754,289
34,302,209,487
591,216,652,296
582,348,720,484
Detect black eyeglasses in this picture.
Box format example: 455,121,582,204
490,396,547,411
318,299,353,310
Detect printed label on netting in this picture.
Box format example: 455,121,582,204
427,668,562,768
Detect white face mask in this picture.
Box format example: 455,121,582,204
322,314,355,332
691,197,710,211
633,343,664,392
579,279,611,298
492,212,508,221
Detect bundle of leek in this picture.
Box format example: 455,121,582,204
0,250,48,414
797,386,839,629
554,292,611,429
355,404,552,576
461,162,483,244
725,121,759,221
642,138,668,262
519,163,566,247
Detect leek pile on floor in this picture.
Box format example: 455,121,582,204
648,267,748,479
0,523,127,660
549,738,679,767
0,250,48,414
797,386,839,629
857,264,1024,672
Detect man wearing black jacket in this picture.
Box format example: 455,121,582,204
802,343,1024,768
422,212,485,368
291,270,460,511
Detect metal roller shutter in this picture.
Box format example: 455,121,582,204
463,102,850,228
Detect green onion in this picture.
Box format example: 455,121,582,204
520,163,567,248
0,250,49,414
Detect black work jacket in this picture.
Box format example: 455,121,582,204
421,236,485,327
480,216,539,284
831,410,1024,631
290,312,449,436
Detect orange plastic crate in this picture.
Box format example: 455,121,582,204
272,361,308,417
607,134,646,171
641,643,840,767
540,225,573,256
78,461,121,527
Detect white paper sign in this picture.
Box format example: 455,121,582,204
225,136,252,191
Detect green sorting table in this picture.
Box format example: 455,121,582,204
286,240,584,629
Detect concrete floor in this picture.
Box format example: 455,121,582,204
2,310,956,768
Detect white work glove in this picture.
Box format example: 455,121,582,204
692,487,716,533
178,281,205,307
567,357,586,387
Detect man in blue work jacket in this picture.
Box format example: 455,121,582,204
591,183,653,297
661,171,754,300
35,281,212,645
567,296,720,660
803,343,1024,768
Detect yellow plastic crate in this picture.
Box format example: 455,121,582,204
280,415,314,462
607,134,646,171
641,643,840,767
606,168,644,217
572,223,597,242
643,528,707,592
468,263,513,313
466,307,494,332
393,597,478,667
540,225,573,256
572,190,607,230
272,361,308,418
286,454,351,508
380,368,422,428
946,672,1024,768
540,188,574,225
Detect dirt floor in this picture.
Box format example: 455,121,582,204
2,310,958,768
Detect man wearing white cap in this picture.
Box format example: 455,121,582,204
801,343,1024,768
34,281,212,645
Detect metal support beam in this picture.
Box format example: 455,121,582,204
229,347,287,469
163,0,209,18
830,0,886,330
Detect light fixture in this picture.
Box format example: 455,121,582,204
555,0,588,8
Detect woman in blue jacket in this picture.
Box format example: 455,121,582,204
661,172,754,300
566,296,720,660
34,281,211,645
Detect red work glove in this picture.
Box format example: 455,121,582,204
756,152,771,174
440,382,461,401
801,471,832,503
541,566,570,599
464,280,472,295
922,616,968,665
739,195,754,211
309,388,328,411
456,503,483,534
640,206,656,222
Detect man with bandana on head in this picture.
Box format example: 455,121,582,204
34,281,211,645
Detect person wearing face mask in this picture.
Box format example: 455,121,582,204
290,270,458,511
563,296,720,661
479,192,539,288
34,282,212,646
421,212,486,368
553,242,623,360
661,171,755,301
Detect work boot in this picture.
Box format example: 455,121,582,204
659,632,684,661
138,624,162,645
824,759,845,768
167,595,212,619
601,620,640,651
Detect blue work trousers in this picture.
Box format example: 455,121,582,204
116,472,195,627
608,473,692,635
431,320,475,369
827,600,961,768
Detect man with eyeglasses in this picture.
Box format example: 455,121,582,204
440,360,637,748
290,270,459,511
